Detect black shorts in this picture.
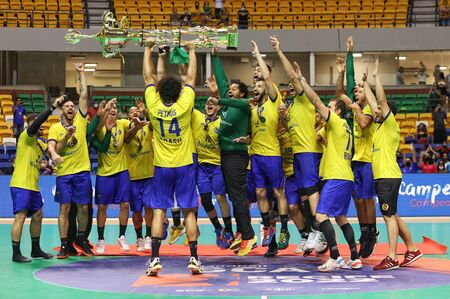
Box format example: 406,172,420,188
375,178,402,217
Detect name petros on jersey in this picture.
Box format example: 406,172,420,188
157,109,177,118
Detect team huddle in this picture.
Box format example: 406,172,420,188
10,36,423,275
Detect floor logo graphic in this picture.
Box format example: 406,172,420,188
35,256,450,296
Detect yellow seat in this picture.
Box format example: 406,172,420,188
22,0,35,10
402,120,416,129
396,113,406,121
399,144,412,154
9,0,22,10
405,113,419,121
34,0,46,10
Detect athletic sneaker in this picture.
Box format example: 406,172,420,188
187,257,203,274
234,242,257,254
162,219,170,240
146,257,162,276
73,238,94,256
400,249,423,267
229,232,242,250
221,231,234,249
277,230,290,250
117,235,130,251
169,225,185,245
96,239,106,254
215,228,224,247
342,258,363,270
318,256,345,272
12,254,31,263
143,236,152,251
238,235,258,256
314,232,328,253
373,256,399,270
360,230,378,258
262,226,276,247
294,237,308,254
304,230,318,252
57,245,69,259
264,242,279,257
136,238,145,252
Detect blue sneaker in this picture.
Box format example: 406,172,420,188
162,219,169,240
221,231,234,249
215,228,224,247
262,226,276,247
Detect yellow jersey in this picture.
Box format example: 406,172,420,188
126,124,154,180
249,93,282,156
10,131,47,191
278,131,294,177
145,84,195,167
287,92,323,154
353,105,374,163
191,109,221,165
48,113,91,176
97,119,130,176
372,111,402,179
319,111,354,181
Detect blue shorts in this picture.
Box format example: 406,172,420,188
352,161,376,199
246,170,274,203
55,171,92,205
197,163,226,195
285,175,300,205
152,164,198,209
130,177,154,212
11,187,43,217
251,155,284,189
317,179,354,217
294,152,322,190
95,170,130,205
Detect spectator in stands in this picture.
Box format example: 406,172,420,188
238,3,249,29
419,152,438,173
396,67,405,85
437,160,447,173
434,64,442,82
217,7,230,26
401,145,418,174
12,97,27,142
171,8,180,27
118,105,128,119
439,152,449,168
436,141,449,158
87,102,99,121
440,1,449,26
436,72,448,105
201,1,212,25
180,8,192,26
416,61,429,84
433,104,448,143
215,0,224,19
396,150,404,168
415,122,431,144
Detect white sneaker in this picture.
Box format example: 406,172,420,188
187,257,203,274
96,239,106,254
117,235,130,251
144,236,152,251
318,256,345,272
342,258,363,270
136,238,145,252
294,237,308,254
314,232,328,253
146,257,162,276
304,230,318,251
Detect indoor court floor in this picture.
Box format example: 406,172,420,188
1,219,449,299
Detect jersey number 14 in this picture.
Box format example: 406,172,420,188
158,118,181,137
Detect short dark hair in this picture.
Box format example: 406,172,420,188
387,100,398,116
331,99,346,117
231,81,249,98
158,76,182,103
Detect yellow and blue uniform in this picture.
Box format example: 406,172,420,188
352,105,376,199
48,112,91,205
287,92,323,193
95,119,131,205
126,124,154,212
192,109,226,195
144,84,198,209
317,111,354,217
249,93,284,189
279,131,298,205
10,131,46,216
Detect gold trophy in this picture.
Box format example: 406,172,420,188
65,11,238,62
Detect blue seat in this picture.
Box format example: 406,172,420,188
0,154,10,162
0,161,13,170
5,146,16,155
414,144,425,152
